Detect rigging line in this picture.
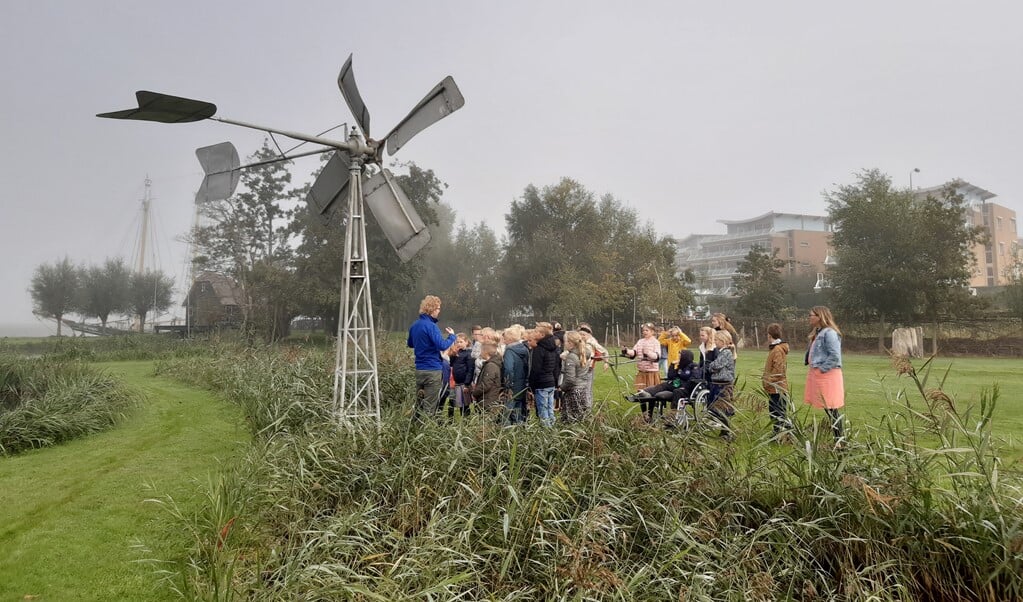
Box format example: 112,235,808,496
269,132,286,158
150,197,177,270
281,122,348,156
117,210,142,263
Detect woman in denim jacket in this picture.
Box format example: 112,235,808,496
804,306,845,448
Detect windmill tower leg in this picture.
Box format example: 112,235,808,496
332,146,382,425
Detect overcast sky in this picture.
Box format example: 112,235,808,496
3,1,1022,335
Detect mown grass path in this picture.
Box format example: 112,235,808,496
0,361,248,601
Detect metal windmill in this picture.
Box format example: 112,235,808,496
98,55,465,425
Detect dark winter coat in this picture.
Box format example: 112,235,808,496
452,348,475,386
699,346,718,376
528,334,560,390
503,341,529,397
669,349,701,382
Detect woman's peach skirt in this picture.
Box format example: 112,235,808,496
804,367,845,409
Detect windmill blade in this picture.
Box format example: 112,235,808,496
364,169,431,262
382,76,464,157
97,91,216,123
337,54,371,138
195,142,240,203
306,151,353,224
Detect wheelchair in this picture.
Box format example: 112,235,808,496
649,380,711,429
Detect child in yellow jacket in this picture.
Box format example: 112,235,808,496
658,326,692,374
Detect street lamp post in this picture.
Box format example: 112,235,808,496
910,167,920,191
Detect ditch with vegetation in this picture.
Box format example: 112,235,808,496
151,340,1023,601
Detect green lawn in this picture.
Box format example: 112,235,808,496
0,348,1019,598
0,361,248,601
593,350,1023,462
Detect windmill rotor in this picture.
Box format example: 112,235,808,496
194,142,240,203
337,55,465,164
98,54,465,427
337,54,371,140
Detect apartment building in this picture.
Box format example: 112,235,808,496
676,212,831,296
913,180,1020,287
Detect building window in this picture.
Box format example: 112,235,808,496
999,242,1005,256
1012,218,1018,234
799,241,809,247
199,282,211,293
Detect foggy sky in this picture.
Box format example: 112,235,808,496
3,0,1022,335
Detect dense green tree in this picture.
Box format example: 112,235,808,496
1003,275,1023,322
826,170,986,350
76,258,131,328
501,179,686,326
437,221,505,325
416,201,459,317
733,245,787,319
827,169,917,343
290,161,447,332
127,270,174,332
28,257,78,336
192,140,298,340
912,182,987,352
367,164,445,329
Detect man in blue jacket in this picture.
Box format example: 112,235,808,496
407,295,456,422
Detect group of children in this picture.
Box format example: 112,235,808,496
427,304,847,447
620,308,846,448
622,314,790,442
437,321,608,426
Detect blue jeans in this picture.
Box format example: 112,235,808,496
505,391,526,424
534,387,555,426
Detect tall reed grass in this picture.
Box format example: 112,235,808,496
155,344,1023,601
0,357,139,454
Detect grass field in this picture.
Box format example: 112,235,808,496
1,341,1021,598
0,361,248,601
592,349,1023,462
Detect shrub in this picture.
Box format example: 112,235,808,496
1,334,218,362
0,357,139,455
154,337,415,437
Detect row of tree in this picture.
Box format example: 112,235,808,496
29,257,174,335
32,155,994,344
184,142,692,340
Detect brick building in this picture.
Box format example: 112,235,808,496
675,212,831,296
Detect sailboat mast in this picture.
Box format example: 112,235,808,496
137,176,152,274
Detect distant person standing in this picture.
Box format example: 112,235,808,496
528,322,561,426
407,295,456,422
559,330,592,422
711,313,740,358
577,322,607,410
622,323,661,422
658,326,692,376
804,306,846,448
501,324,529,424
762,323,791,438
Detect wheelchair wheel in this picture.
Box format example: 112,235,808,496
691,386,709,415
671,384,710,429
